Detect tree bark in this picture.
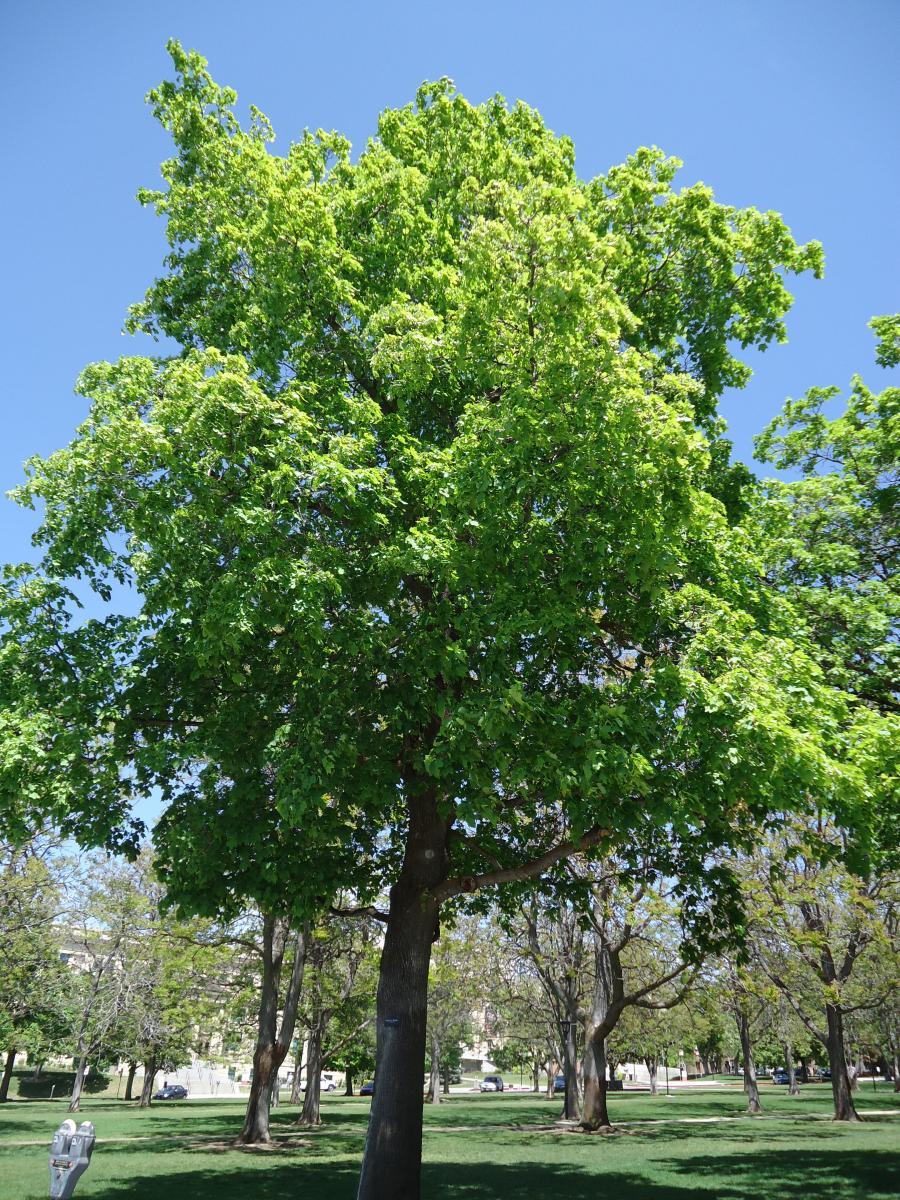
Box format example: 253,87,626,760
298,1022,323,1126
124,1060,137,1101
138,1055,157,1108
237,918,308,1145
532,1063,540,1093
356,787,448,1200
427,1034,441,1104
0,1048,16,1102
848,1048,863,1093
582,1034,611,1130
825,1004,860,1121
736,1011,762,1114
784,1041,799,1096
892,1045,899,1093
344,1070,354,1097
290,1040,304,1106
68,1053,89,1113
646,1056,659,1096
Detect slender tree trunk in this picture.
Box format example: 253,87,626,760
138,1055,157,1108
532,1063,540,1093
344,1070,354,1097
0,1048,16,1102
442,1071,450,1096
68,1052,89,1113
646,1056,659,1096
290,1041,304,1106
582,1033,611,1130
892,1045,899,1093
849,1049,862,1093
427,1034,441,1104
299,1022,323,1126
356,789,447,1200
270,1072,280,1110
236,915,284,1144
124,1060,137,1102
785,1041,799,1096
825,1005,860,1121
30,1059,44,1082
558,1014,579,1120
237,918,308,1145
736,1011,762,1115
545,1061,555,1099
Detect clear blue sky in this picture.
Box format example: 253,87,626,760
2,0,898,571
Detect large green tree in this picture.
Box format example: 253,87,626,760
1,45,855,1197
755,320,899,861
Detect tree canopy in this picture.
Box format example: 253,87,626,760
0,43,869,1198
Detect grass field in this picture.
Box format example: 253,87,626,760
2,1083,898,1198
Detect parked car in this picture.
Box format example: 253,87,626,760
359,1080,375,1096
153,1084,188,1100
816,1067,832,1081
479,1075,504,1092
301,1073,337,1092
553,1074,566,1093
772,1069,791,1085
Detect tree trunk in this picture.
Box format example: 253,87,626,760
0,1048,16,1102
290,1040,304,1106
736,1011,762,1115
532,1063,540,1093
344,1070,354,1097
356,789,447,1200
138,1055,157,1108
68,1053,89,1113
646,1056,659,1096
30,1059,44,1082
825,1004,860,1121
237,917,308,1145
785,1041,799,1096
545,1062,555,1099
849,1049,863,1093
582,1033,612,1130
427,1034,441,1104
299,1022,323,1126
124,1060,137,1101
892,1046,899,1093
270,1072,280,1110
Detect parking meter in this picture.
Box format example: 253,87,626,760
49,1119,95,1198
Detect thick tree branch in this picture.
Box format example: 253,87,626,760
432,827,611,903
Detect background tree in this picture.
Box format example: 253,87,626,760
0,836,69,1101
745,825,898,1120
613,994,696,1095
425,917,485,1104
755,317,900,863
296,913,374,1127
62,854,155,1112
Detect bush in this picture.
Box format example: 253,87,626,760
13,1068,111,1099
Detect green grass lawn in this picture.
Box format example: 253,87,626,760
2,1084,898,1199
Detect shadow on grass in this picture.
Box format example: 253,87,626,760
71,1152,900,1200
670,1148,900,1200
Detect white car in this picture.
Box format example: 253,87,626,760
479,1075,504,1092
